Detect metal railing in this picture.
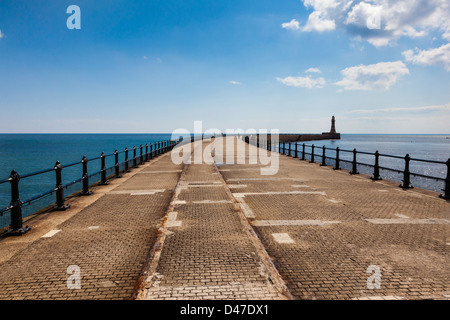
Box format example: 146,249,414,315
248,137,450,200
0,139,178,237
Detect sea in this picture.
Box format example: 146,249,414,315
0,134,449,229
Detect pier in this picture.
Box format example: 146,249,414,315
0,136,448,300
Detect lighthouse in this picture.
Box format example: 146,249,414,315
322,116,340,139
330,116,336,134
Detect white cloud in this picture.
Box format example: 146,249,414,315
284,0,450,47
303,0,340,12
335,61,409,91
229,81,241,85
281,19,301,31
346,2,382,30
348,103,450,114
403,43,450,71
305,67,322,73
277,76,326,88
303,11,336,32
0,30,3,39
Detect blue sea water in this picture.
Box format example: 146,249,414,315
0,134,173,215
284,134,450,194
0,134,449,229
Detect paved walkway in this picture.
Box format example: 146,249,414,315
0,137,448,300
137,140,288,300
215,137,449,300
0,152,182,299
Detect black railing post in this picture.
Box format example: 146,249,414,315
7,170,30,235
310,145,315,163
149,143,154,159
400,154,413,189
125,147,130,172
100,152,110,185
145,144,149,162
133,146,138,168
371,151,382,181
440,158,450,199
279,142,281,154
80,156,93,195
54,161,70,210
302,143,305,160
114,150,122,178
334,147,340,170
140,144,144,164
350,149,359,175
294,143,298,158
321,145,326,166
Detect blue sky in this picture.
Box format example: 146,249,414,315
0,0,449,133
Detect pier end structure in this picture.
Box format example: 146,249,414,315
256,115,341,143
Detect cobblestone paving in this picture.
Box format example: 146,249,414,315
0,153,181,299
138,140,287,300
1,136,448,300
217,137,449,300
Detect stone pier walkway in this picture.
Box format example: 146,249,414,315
0,151,182,299
0,137,448,300
216,137,449,300
136,140,287,300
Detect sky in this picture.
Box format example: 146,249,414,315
0,0,449,134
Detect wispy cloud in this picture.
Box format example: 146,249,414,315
229,80,241,85
0,29,4,39
348,103,450,114
335,61,409,91
281,19,300,31
403,43,450,71
305,67,322,73
277,76,326,89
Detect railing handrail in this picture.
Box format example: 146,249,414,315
246,138,450,200
298,142,447,165
0,138,180,236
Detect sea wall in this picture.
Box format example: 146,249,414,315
251,133,341,143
